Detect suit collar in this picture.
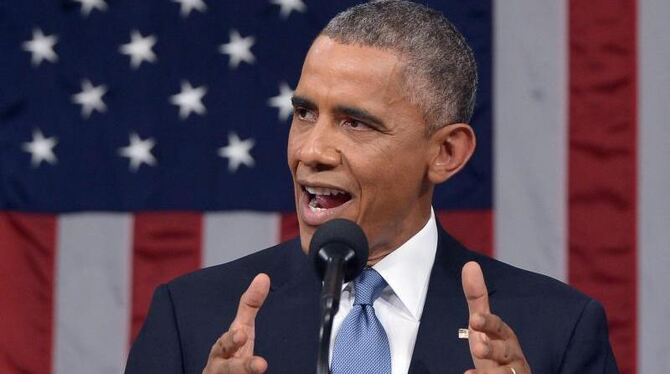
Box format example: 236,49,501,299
266,219,497,295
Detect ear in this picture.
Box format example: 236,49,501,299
427,123,476,184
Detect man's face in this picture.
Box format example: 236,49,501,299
288,36,436,262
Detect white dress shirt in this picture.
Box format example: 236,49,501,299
329,210,438,374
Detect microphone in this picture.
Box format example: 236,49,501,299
310,218,368,374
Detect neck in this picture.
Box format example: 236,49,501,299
366,208,433,266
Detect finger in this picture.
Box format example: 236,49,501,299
470,337,515,364
462,261,490,315
464,369,506,374
470,312,514,340
222,356,268,374
234,273,271,327
464,367,521,374
210,329,248,359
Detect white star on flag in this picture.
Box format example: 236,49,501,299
118,132,157,172
119,30,158,69
268,82,294,121
219,30,256,69
72,79,108,119
170,81,207,120
218,132,255,172
22,129,58,168
172,0,207,17
72,0,108,17
22,28,58,66
270,0,306,19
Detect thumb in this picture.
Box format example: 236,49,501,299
462,261,490,316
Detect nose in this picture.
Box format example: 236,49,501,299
295,121,341,170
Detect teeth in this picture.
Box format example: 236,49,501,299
305,186,347,196
309,204,325,213
308,198,325,212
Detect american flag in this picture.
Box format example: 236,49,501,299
1,0,668,373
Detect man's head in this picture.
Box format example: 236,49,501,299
322,0,478,132
288,0,477,262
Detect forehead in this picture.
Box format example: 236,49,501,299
297,36,406,104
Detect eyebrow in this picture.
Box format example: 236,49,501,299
291,95,388,131
334,104,387,130
291,95,316,111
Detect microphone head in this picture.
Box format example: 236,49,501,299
309,218,369,282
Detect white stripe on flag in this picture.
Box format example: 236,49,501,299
53,214,132,374
639,0,670,371
493,0,568,281
203,211,281,267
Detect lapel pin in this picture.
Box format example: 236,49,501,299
458,328,469,339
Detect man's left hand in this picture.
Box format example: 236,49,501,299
462,261,531,374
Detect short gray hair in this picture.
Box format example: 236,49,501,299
321,0,478,132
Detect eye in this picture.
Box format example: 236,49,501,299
342,119,369,130
294,107,317,122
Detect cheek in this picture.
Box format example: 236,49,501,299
359,140,425,182
356,147,428,210
286,126,300,168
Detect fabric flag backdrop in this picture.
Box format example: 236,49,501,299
0,0,667,373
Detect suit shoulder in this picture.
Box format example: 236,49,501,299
166,238,301,297
473,255,614,370
439,226,592,305
466,251,595,309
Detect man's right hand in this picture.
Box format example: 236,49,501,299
202,273,271,374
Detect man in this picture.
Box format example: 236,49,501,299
126,1,618,373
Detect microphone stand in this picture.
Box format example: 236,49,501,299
317,254,346,374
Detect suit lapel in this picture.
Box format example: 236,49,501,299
409,226,487,374
254,240,322,373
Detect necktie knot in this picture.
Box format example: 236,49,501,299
353,268,387,306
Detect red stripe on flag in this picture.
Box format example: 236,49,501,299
0,213,57,374
130,212,203,344
280,212,300,243
569,1,637,371
437,210,493,257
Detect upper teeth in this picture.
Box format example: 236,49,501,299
305,186,347,196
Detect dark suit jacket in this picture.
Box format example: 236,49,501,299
125,225,618,373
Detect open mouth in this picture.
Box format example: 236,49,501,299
303,185,352,212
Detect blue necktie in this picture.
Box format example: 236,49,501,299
331,268,392,374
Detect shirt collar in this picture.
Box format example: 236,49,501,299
372,208,438,320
